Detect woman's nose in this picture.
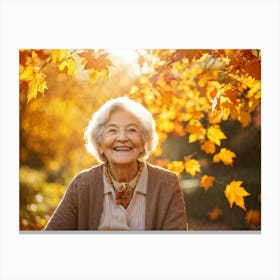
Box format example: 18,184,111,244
116,130,128,141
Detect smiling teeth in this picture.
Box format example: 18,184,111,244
114,147,131,151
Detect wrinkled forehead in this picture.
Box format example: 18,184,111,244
105,110,141,127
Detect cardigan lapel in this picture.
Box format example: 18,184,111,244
88,165,104,229
145,163,155,230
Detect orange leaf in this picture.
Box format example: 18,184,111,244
213,148,236,166
224,180,251,210
184,158,201,177
207,125,227,146
238,111,252,127
208,206,223,221
245,210,260,226
78,50,95,69
201,140,216,154
200,175,215,191
92,54,112,71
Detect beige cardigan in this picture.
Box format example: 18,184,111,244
44,163,187,230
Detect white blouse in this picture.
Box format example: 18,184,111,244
97,163,148,231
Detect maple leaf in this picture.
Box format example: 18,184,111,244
27,71,47,102
207,125,227,146
51,49,69,65
213,148,236,166
208,206,223,221
224,180,251,210
186,120,206,143
58,57,75,76
201,140,216,154
78,50,94,59
91,54,113,71
20,64,35,82
78,50,97,70
238,111,251,127
245,210,260,226
184,158,201,176
200,175,215,191
167,161,184,176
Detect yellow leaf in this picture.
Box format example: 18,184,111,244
58,57,75,76
200,175,215,191
186,120,206,143
224,180,251,210
27,72,47,102
213,148,236,166
246,79,261,99
208,206,223,221
167,161,184,176
184,158,201,176
245,210,260,226
20,64,35,82
51,49,69,65
207,125,227,146
201,140,216,154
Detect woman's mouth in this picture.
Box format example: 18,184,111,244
113,146,133,151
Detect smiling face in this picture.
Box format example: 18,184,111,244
98,110,145,169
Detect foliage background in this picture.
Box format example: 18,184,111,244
19,49,261,230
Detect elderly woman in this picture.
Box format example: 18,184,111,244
44,97,187,230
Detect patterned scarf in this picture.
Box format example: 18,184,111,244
104,161,144,209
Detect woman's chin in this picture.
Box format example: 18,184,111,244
109,157,138,166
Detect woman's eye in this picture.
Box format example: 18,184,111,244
107,128,117,133
128,128,137,132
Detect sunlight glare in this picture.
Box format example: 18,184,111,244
106,49,153,75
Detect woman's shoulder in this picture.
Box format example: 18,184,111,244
146,162,178,180
74,164,104,181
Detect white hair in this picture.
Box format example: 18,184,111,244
84,96,158,162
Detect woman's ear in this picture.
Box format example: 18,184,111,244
97,143,103,155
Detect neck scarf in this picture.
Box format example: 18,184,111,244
104,161,144,209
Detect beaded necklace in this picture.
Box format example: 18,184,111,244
104,161,144,209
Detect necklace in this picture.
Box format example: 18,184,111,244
104,161,144,209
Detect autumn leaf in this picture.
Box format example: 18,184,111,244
27,72,47,102
167,161,184,176
213,148,236,166
20,65,47,102
224,180,251,210
58,57,75,76
200,175,215,191
91,54,113,71
201,140,216,154
238,111,251,127
20,64,35,82
207,125,227,146
208,206,223,221
245,210,260,226
184,158,201,176
186,120,206,143
78,50,95,70
51,49,70,65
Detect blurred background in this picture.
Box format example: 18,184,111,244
20,49,261,230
